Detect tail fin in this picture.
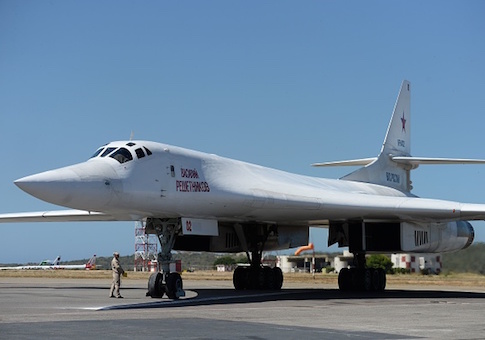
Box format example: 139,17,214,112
341,80,412,191
313,80,485,192
85,255,96,270
381,80,411,156
52,256,61,265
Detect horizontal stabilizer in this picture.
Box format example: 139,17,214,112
313,156,485,169
312,158,377,167
391,156,485,166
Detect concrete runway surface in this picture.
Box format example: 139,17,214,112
1,277,485,339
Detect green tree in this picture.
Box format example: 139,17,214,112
367,254,393,273
213,256,237,266
443,242,485,274
234,255,249,264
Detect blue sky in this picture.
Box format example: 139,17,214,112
0,1,484,263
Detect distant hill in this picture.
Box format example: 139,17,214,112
89,252,220,271
95,244,485,274
3,243,485,274
442,242,485,274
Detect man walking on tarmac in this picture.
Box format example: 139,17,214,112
109,251,125,298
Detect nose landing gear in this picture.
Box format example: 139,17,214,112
148,271,184,299
145,218,186,299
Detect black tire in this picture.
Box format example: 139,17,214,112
265,266,275,290
272,267,283,290
258,267,268,289
371,269,381,291
247,268,259,290
377,268,386,291
362,268,372,292
350,268,364,291
147,272,164,298
338,268,351,291
166,272,183,300
233,266,247,290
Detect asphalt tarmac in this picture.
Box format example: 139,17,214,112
1,277,485,339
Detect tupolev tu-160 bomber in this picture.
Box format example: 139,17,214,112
1,80,485,298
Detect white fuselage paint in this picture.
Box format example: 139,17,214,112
14,140,484,226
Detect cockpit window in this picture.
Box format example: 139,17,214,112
135,148,145,159
91,148,105,158
144,147,152,155
110,147,133,164
101,147,117,157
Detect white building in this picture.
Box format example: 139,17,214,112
333,250,354,273
391,254,442,274
276,254,332,273
216,264,233,272
276,256,296,273
277,251,443,275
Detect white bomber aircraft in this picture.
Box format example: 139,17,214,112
1,80,485,298
0,255,96,270
0,256,61,270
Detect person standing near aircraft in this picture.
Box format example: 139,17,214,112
109,251,125,298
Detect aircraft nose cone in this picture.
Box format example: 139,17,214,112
15,168,80,204
14,161,121,210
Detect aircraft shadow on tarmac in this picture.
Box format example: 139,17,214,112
100,288,485,311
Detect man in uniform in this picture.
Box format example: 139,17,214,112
109,251,125,298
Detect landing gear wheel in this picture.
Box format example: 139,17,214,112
377,268,386,291
147,272,164,298
264,266,275,290
350,268,364,291
258,267,268,289
272,267,283,290
371,269,381,291
232,266,283,290
338,268,352,291
233,266,248,290
248,268,259,289
338,267,387,292
166,272,184,300
362,268,372,292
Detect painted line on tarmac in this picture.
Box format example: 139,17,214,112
84,291,295,311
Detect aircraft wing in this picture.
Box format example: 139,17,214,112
2,195,485,225
311,157,377,167
459,203,485,219
0,266,25,270
0,209,121,223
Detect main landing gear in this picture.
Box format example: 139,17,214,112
232,224,283,291
338,253,386,292
145,218,186,299
233,255,284,290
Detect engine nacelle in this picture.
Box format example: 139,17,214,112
401,221,474,253
329,220,474,254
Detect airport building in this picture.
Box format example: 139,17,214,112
391,253,442,274
275,251,442,274
276,254,333,273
